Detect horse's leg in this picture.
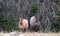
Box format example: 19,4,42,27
24,28,26,32
20,28,22,32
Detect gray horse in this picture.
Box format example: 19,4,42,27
30,15,42,32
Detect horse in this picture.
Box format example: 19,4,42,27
18,17,28,32
30,16,41,32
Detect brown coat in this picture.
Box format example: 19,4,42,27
18,18,28,32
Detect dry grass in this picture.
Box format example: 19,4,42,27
0,31,60,36
19,32,60,36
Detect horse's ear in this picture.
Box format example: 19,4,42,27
19,17,23,21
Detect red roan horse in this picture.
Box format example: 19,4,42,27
18,17,28,32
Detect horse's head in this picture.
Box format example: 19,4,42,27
35,14,42,22
19,17,23,23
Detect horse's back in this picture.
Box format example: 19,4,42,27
30,16,36,26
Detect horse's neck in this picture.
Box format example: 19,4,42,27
20,20,23,25
34,16,39,22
